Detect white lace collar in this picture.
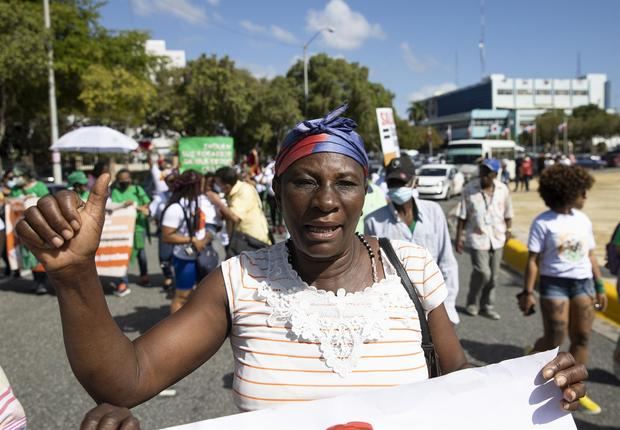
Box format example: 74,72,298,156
254,242,407,377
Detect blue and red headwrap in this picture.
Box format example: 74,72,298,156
274,104,369,177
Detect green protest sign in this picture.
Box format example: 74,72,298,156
178,136,234,173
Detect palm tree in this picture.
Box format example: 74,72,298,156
407,101,427,125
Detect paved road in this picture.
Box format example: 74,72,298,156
1,197,618,429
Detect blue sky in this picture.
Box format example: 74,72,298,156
100,0,620,117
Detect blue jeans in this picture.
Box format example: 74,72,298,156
539,276,595,300
172,256,198,291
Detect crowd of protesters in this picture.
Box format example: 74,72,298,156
0,134,618,428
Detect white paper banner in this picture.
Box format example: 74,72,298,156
163,349,575,430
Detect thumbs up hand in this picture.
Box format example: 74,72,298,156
16,174,110,273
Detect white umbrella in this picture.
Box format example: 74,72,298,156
51,126,139,153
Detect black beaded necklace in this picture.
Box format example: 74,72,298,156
286,232,378,284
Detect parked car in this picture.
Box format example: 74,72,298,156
575,154,606,170
603,149,620,167
416,164,464,200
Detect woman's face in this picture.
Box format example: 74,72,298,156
276,153,366,260
116,172,132,190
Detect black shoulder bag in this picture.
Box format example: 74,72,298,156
378,238,441,378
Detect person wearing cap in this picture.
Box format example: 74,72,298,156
67,171,90,201
15,105,588,416
456,158,513,320
364,156,460,324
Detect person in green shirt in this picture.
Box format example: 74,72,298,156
9,164,50,294
109,169,151,296
9,164,50,198
67,170,90,201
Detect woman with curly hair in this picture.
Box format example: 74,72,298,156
518,164,607,414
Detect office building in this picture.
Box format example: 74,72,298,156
419,73,610,140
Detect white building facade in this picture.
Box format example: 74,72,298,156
145,39,186,69
420,73,610,140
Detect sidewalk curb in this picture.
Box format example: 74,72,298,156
503,238,620,327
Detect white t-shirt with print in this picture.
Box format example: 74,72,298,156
528,209,595,279
161,196,219,260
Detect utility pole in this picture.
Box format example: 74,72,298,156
43,0,62,184
478,0,486,79
427,127,433,157
303,27,334,115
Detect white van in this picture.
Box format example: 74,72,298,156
446,139,519,181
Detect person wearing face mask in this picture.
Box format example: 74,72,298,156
456,158,513,320
109,169,151,297
9,164,51,294
364,156,460,324
8,164,50,199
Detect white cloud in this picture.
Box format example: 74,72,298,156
240,63,277,80
270,25,298,44
129,0,207,24
206,0,219,6
306,0,384,50
409,82,457,102
400,42,436,73
130,0,150,15
240,19,265,33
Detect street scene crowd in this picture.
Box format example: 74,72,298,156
1,1,620,429
2,109,620,428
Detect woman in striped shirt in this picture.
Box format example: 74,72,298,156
17,106,588,422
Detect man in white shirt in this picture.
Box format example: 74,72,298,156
364,156,460,324
456,159,513,320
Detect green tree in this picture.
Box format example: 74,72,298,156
0,0,47,163
180,55,259,139
0,0,157,166
286,54,395,153
410,126,443,152
407,101,427,125
240,76,302,155
79,64,155,127
146,67,186,134
534,109,564,148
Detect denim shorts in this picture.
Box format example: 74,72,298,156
539,276,595,300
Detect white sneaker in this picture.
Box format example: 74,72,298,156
465,304,479,316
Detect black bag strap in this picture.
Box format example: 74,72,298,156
180,200,196,239
378,238,435,354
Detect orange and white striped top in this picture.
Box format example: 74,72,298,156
221,239,447,411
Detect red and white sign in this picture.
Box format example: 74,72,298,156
4,199,135,278
376,108,400,166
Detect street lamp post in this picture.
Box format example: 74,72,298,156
303,27,334,115
43,0,62,184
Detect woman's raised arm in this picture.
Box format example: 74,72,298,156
16,174,230,407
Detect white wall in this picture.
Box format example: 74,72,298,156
145,40,186,68
491,74,607,110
